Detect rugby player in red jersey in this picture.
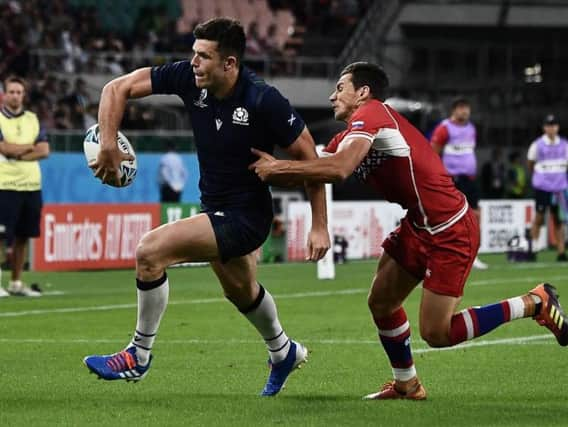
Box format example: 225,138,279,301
250,62,568,400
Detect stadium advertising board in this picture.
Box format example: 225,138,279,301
288,199,546,260
33,204,160,271
478,199,546,253
40,153,201,204
160,203,201,224
287,201,405,261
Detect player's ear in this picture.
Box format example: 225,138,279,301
224,56,238,71
359,86,370,98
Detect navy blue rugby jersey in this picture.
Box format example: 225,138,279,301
151,61,306,209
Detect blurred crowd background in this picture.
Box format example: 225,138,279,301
1,0,567,200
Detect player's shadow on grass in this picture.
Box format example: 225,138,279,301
268,395,359,402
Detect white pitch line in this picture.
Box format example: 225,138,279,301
0,288,367,318
1,273,567,318
0,334,554,354
487,262,564,271
42,290,66,296
468,274,568,287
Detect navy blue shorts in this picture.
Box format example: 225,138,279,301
453,175,479,210
0,190,43,243
204,206,273,263
534,189,559,216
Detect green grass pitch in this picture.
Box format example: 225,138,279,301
1,251,567,426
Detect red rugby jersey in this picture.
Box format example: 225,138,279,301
324,99,467,234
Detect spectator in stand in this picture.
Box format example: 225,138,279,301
83,103,98,130
247,22,265,56
64,78,90,128
140,107,157,130
263,24,281,58
53,102,73,129
131,33,156,69
57,79,71,102
61,30,87,73
35,99,55,130
122,104,145,130
245,22,266,72
39,75,59,107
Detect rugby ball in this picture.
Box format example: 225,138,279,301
84,124,137,187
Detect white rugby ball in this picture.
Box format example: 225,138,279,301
84,123,137,187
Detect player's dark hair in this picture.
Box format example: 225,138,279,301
194,17,246,64
340,62,389,101
4,75,27,90
450,97,470,111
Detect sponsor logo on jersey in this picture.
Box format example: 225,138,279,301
194,89,208,108
232,107,249,125
215,118,223,131
352,120,365,129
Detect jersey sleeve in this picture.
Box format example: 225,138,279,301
430,123,449,147
35,125,48,143
344,101,394,143
323,132,344,154
151,61,195,95
258,87,305,148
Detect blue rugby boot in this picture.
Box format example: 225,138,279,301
261,340,308,396
84,346,152,381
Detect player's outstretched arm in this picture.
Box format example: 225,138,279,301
250,136,370,184
93,68,152,185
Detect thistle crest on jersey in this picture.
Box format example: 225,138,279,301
232,107,249,125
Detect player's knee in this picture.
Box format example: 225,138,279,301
367,291,394,318
420,325,451,348
136,232,160,272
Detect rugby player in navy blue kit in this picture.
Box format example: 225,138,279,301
84,18,330,396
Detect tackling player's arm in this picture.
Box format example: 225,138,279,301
93,68,151,184
251,136,371,184
284,126,331,261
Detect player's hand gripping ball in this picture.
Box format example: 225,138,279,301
83,123,137,187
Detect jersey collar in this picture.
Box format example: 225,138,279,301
1,106,25,118
543,134,560,145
